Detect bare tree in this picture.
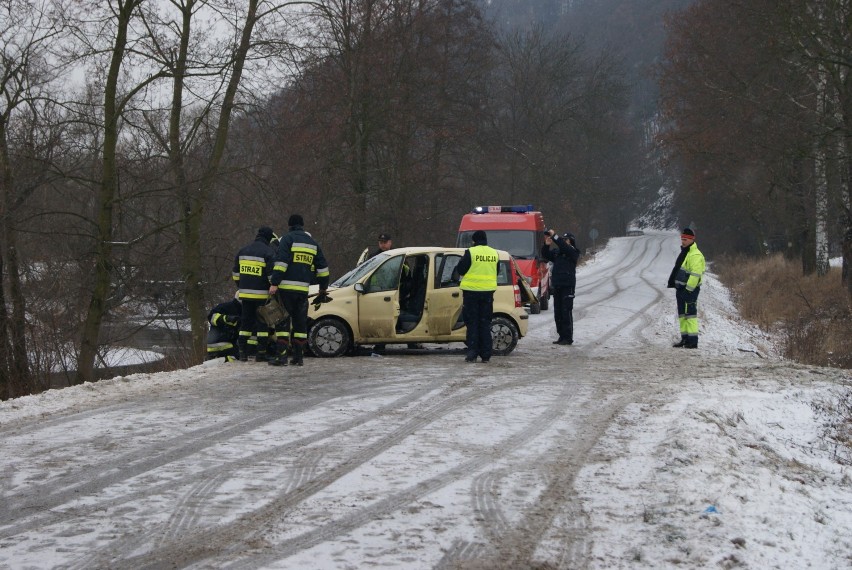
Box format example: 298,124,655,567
0,0,70,398
72,0,171,385
659,0,850,293
131,0,306,361
484,25,637,236
252,0,494,260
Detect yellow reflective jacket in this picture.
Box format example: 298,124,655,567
675,243,705,292
460,245,499,291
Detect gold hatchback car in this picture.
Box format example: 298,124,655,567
307,247,535,357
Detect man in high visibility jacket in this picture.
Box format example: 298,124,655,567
667,228,706,349
457,230,499,363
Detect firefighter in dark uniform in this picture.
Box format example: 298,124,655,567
232,226,276,361
206,295,241,361
268,214,330,366
457,230,499,363
541,229,580,345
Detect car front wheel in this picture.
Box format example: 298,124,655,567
490,316,519,356
308,317,351,357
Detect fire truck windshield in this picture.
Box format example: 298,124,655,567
456,230,537,259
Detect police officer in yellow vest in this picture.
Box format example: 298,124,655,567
667,227,706,348
457,230,499,363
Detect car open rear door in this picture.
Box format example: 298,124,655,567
512,257,537,305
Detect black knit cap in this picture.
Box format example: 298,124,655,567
682,228,695,237
472,230,487,245
288,214,304,228
257,226,274,241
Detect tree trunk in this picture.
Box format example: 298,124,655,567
180,0,261,361
0,119,32,397
77,1,140,384
165,0,206,363
813,66,830,276
0,252,7,400
842,161,852,297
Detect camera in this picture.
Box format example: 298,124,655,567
543,229,553,236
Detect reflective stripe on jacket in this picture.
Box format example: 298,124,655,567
674,243,705,292
270,227,330,293
232,238,275,300
459,245,499,292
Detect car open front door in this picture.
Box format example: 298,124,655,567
427,253,464,336
357,254,403,339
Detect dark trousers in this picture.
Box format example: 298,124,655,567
238,298,267,354
206,327,238,360
462,290,494,360
277,292,309,360
552,286,575,342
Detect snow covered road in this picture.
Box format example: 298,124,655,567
1,231,850,569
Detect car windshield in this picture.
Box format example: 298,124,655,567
456,230,537,259
331,253,388,287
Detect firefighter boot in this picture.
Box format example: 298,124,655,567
672,336,687,348
290,342,304,366
237,340,249,362
268,342,288,366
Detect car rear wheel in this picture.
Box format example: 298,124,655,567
490,316,519,356
309,317,351,357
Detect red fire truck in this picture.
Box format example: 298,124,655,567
456,205,550,313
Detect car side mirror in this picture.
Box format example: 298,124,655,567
354,282,365,293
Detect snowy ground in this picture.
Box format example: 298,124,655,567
1,231,850,569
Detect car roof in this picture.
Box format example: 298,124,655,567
383,246,512,258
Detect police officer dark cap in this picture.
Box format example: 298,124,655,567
378,233,391,241
257,226,274,241
288,214,304,227
472,230,488,245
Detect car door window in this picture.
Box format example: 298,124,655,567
436,254,462,288
365,255,403,293
497,260,511,285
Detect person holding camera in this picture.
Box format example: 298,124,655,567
541,229,580,345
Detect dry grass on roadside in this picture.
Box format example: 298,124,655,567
714,254,851,369
715,254,852,466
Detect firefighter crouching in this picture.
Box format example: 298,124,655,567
206,295,241,362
